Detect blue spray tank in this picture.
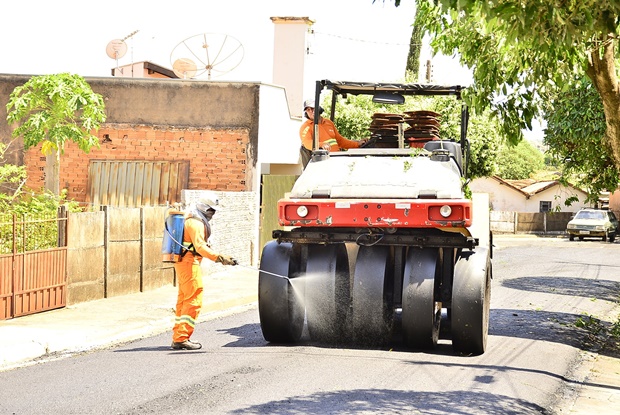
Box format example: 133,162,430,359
162,209,186,263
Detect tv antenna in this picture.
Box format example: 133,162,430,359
170,33,244,80
106,30,139,73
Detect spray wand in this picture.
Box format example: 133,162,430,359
234,263,290,280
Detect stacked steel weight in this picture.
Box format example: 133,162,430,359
368,113,404,148
369,111,441,148
403,110,441,148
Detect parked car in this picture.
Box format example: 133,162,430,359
566,208,619,242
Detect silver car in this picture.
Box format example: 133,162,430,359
566,209,619,242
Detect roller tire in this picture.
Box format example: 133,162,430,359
305,243,350,343
351,246,393,346
451,247,491,355
258,241,305,343
401,247,440,350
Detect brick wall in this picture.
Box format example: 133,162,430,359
23,125,250,205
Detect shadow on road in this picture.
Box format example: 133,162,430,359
228,389,547,415
502,275,620,303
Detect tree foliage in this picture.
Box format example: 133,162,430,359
0,141,27,206
495,140,545,180
544,76,619,202
406,6,423,79
6,73,106,195
415,1,620,171
6,73,106,154
0,141,81,217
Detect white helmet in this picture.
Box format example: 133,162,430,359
303,99,323,118
196,192,219,212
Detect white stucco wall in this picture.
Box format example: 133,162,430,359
271,17,313,119
470,177,591,213
523,187,590,213
470,177,527,211
256,83,303,168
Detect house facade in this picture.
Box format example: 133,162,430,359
470,176,590,213
0,17,314,209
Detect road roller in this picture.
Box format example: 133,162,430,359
259,80,492,355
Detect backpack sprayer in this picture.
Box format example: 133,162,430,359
162,209,187,262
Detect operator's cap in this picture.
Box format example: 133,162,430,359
303,99,323,114
196,192,219,211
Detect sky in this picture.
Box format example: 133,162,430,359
0,0,546,141
0,0,473,88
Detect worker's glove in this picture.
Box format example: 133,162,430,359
216,254,238,266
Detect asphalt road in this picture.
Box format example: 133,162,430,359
0,235,618,415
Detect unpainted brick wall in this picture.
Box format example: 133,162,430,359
23,125,250,205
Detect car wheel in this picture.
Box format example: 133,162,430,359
569,234,574,241
602,233,608,242
579,236,585,241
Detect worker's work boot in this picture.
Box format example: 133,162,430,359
171,340,202,350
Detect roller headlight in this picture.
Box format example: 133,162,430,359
297,205,309,218
439,205,452,218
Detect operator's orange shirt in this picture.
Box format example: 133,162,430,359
300,117,361,152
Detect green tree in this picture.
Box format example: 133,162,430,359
414,1,620,172
6,73,106,195
0,140,80,220
544,76,619,202
405,6,423,80
495,140,545,180
0,140,27,206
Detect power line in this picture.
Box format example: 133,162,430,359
312,30,418,47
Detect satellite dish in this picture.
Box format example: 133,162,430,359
172,58,198,79
106,39,128,60
170,33,244,80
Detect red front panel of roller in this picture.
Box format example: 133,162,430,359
278,199,472,228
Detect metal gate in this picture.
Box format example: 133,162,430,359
259,175,298,254
87,160,190,207
0,209,67,320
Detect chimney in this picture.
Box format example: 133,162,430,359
270,16,314,119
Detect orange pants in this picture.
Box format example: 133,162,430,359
172,261,204,342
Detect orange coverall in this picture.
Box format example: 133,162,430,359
172,215,218,343
300,117,362,152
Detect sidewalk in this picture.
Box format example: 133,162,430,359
0,262,618,414
565,352,620,414
0,266,259,372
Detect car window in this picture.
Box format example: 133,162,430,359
574,211,587,219
575,210,605,220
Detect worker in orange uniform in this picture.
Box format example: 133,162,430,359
300,100,366,153
171,194,237,350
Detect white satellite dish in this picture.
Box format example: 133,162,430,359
169,33,244,80
172,58,198,79
106,39,128,60
105,31,139,75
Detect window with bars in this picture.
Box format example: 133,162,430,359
540,201,552,212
